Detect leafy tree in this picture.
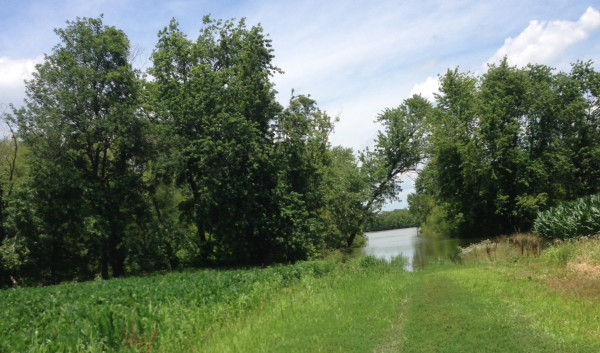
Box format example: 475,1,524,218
151,17,326,265
271,94,336,259
15,16,148,281
569,60,600,196
346,95,430,246
0,106,19,287
319,146,369,248
412,59,600,237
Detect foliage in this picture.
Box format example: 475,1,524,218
345,95,430,246
363,208,418,232
0,260,335,352
318,146,370,248
533,193,600,239
148,17,344,265
2,15,374,285
411,59,600,237
11,16,150,281
0,106,20,287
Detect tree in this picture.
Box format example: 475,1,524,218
412,59,600,237
15,16,148,281
320,146,370,248
150,17,296,265
271,94,336,259
569,60,600,196
0,106,19,287
345,95,430,246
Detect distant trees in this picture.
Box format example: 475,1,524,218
410,59,600,237
363,209,418,232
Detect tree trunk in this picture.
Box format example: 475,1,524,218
108,228,125,278
101,238,109,280
152,197,179,270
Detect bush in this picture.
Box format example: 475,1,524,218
533,194,600,239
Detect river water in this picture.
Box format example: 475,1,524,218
361,227,480,271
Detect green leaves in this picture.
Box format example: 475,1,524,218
0,261,334,352
413,59,600,236
11,16,149,281
534,194,600,239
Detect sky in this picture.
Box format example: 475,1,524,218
1,0,600,209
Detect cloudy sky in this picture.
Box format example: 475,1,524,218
1,0,600,208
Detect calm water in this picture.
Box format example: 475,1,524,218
361,227,480,271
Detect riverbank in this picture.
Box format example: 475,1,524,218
2,237,600,352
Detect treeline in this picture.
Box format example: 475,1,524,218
2,15,598,287
0,16,423,286
363,209,418,232
409,60,600,237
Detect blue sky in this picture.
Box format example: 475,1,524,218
1,0,600,209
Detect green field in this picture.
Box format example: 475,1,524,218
2,238,600,352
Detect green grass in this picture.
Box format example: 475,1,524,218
3,242,600,352
197,256,410,353
397,264,600,352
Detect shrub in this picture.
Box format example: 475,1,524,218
533,194,600,239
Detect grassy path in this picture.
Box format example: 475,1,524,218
198,261,600,353
398,265,599,352
197,261,411,353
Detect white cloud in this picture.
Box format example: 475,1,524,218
409,76,440,103
487,6,600,67
0,56,42,106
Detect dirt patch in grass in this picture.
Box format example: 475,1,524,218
567,262,600,277
546,262,600,298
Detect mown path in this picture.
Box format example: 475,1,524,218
396,267,599,353
199,262,600,353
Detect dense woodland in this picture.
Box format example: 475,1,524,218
409,61,600,237
0,16,422,286
0,16,598,287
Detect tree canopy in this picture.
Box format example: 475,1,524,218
410,59,600,237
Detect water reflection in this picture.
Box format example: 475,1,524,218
362,227,480,271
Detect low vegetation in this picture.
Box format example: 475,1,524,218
3,235,600,352
0,261,335,352
534,193,600,239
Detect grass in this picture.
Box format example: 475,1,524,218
3,237,600,352
197,256,410,353
398,263,600,352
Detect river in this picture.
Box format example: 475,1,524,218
361,227,481,271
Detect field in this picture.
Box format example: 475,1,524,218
2,237,600,352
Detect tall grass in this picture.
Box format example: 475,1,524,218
534,193,600,239
459,233,543,263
